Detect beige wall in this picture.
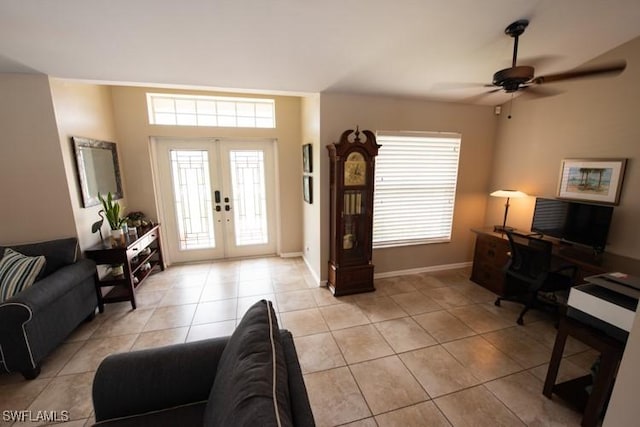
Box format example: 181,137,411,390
109,87,303,259
301,94,322,282
318,93,497,278
49,79,120,250
488,36,640,259
0,74,77,244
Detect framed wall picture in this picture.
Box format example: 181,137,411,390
557,158,627,205
303,175,313,204
302,143,313,173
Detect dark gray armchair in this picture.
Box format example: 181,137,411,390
0,237,98,379
92,300,315,426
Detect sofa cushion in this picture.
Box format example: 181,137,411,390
0,248,46,302
2,237,78,278
204,299,293,427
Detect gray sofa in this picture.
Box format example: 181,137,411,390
0,237,97,379
93,300,315,427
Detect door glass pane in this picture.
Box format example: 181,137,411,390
170,150,216,250
228,150,268,245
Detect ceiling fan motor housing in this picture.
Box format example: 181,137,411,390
493,66,534,92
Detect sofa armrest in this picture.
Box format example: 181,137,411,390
281,330,316,426
7,259,96,312
0,258,96,376
93,336,229,422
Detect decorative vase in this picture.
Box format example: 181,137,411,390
110,228,125,247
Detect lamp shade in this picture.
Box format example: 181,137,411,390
490,190,527,198
490,190,527,232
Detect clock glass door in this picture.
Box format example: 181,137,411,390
342,190,367,263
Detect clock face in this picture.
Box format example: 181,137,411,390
344,152,366,186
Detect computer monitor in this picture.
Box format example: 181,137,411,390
531,197,614,252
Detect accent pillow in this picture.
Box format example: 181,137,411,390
204,299,293,427
0,248,46,302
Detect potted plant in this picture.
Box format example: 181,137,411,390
99,192,128,246
127,211,145,228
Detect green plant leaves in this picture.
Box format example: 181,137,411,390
98,192,128,230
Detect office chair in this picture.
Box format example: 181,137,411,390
495,231,577,325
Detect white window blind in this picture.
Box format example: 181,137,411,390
146,93,275,128
373,132,462,248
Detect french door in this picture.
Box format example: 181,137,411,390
154,138,276,263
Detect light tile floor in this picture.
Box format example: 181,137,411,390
0,258,597,426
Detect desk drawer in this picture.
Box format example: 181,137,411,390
471,264,505,295
475,237,510,266
471,233,509,296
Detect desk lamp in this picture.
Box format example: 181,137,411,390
490,190,527,232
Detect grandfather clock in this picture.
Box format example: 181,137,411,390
327,128,380,296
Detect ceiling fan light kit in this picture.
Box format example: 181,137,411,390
492,66,534,92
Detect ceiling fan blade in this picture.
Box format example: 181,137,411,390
432,82,489,91
531,60,626,84
460,89,503,104
520,85,563,99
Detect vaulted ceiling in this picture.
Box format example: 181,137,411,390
2,0,640,105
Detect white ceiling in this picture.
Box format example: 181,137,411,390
2,0,640,105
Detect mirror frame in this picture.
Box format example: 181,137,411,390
72,136,124,208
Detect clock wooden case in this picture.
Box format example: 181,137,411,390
327,128,380,296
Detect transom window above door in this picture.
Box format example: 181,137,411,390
146,93,275,128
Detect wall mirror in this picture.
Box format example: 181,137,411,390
72,136,123,208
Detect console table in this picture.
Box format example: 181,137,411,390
470,228,640,296
85,224,165,312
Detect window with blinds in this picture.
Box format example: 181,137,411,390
146,93,275,128
373,132,462,248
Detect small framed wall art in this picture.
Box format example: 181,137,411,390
557,158,627,205
302,143,313,173
303,175,313,204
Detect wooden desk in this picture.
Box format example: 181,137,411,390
543,316,625,427
470,228,640,296
85,224,165,311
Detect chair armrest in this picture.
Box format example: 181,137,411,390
93,336,228,422
7,259,96,312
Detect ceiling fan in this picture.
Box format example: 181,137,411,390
487,19,626,95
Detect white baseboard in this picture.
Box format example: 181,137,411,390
300,254,326,287
280,252,304,258
374,261,472,279
301,259,471,288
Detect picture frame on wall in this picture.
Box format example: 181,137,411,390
557,158,627,205
302,143,313,173
303,175,313,204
